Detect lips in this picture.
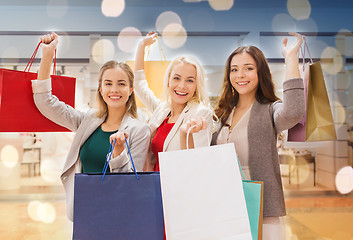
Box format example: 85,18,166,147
236,81,250,86
175,91,188,96
109,95,122,100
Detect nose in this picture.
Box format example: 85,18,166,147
237,69,245,78
179,80,187,89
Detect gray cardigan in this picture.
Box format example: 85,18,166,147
212,78,305,217
32,79,151,221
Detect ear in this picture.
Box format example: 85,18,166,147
129,87,134,96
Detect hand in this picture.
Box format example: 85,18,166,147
141,31,158,48
282,32,303,59
180,117,207,135
109,131,129,158
40,32,58,59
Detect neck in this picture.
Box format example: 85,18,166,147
169,101,186,122
104,107,126,128
237,94,256,110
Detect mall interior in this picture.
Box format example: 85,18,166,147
0,0,353,239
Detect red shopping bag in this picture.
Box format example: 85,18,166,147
0,43,76,132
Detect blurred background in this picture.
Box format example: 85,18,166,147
0,0,353,239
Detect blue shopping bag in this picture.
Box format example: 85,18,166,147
73,172,164,240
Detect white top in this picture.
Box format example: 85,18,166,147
216,105,253,179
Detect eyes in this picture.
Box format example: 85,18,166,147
172,76,195,83
230,67,255,72
103,81,127,87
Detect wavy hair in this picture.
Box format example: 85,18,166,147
214,46,279,126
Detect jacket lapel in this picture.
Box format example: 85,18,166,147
163,105,189,151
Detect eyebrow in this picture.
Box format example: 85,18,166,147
172,73,196,79
231,63,256,67
103,79,127,82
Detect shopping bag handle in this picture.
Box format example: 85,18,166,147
236,154,246,181
101,137,139,181
24,41,57,75
185,124,210,150
300,36,313,71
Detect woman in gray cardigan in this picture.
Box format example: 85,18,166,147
212,33,305,239
32,32,151,221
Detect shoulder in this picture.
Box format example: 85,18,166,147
124,116,150,133
187,102,213,116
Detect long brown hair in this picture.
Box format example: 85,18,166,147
214,46,279,126
96,60,137,118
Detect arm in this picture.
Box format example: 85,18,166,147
134,33,162,113
273,33,305,133
33,32,85,131
109,123,151,172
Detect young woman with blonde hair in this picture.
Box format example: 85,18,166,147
32,32,150,221
134,32,213,172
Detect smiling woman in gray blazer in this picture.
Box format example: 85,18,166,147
213,33,305,239
32,32,150,221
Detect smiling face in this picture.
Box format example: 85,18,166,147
168,62,197,107
99,67,133,112
229,52,259,98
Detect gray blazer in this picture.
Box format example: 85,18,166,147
212,78,305,217
32,79,151,221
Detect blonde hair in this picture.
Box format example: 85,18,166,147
96,60,137,118
163,56,209,105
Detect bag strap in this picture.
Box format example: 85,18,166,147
236,154,246,181
145,35,166,62
101,136,139,182
300,36,313,70
25,41,57,75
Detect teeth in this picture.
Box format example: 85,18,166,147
175,91,187,96
110,96,121,99
237,82,249,85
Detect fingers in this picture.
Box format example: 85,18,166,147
187,117,208,134
109,131,128,146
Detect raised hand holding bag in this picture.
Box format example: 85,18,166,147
0,42,76,132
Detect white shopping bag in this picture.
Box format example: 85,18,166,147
159,143,252,240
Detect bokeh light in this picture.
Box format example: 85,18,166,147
335,166,353,194
155,11,182,33
335,29,353,57
117,27,142,53
292,157,311,185
40,159,61,183
331,101,346,125
101,0,125,17
296,18,318,35
208,0,234,11
287,0,311,20
38,202,56,223
321,47,343,75
91,39,115,65
46,0,68,19
27,201,42,222
272,13,296,33
27,201,57,223
161,23,187,49
0,145,19,168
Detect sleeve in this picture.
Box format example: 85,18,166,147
32,78,86,132
109,122,151,172
134,70,162,113
192,104,215,148
272,78,305,133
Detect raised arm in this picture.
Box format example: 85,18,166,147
134,32,157,72
282,32,303,80
133,32,162,112
38,32,58,80
273,33,305,133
